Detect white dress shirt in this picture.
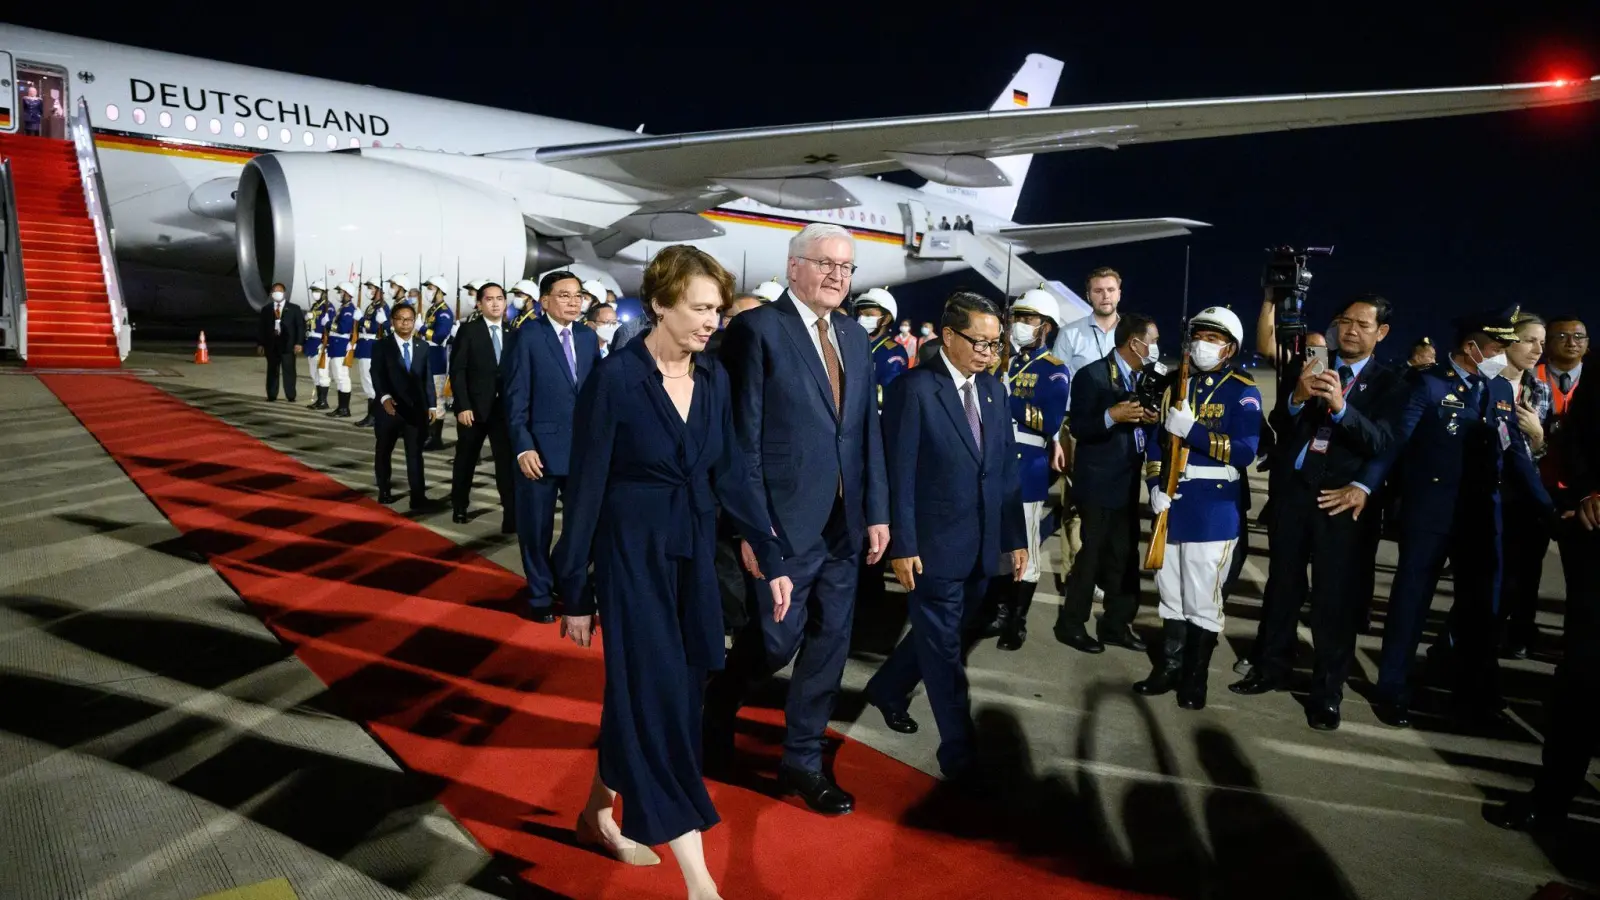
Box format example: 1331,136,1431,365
381,333,437,412
790,292,841,367
939,350,975,393
1053,313,1119,375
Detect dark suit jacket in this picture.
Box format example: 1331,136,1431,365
1068,352,1146,508
720,292,890,557
449,317,515,421
1276,356,1405,489
258,301,305,352
883,359,1025,580
504,315,601,477
372,335,435,427
1560,369,1598,501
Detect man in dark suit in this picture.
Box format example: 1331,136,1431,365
256,282,305,401
706,224,891,816
1230,294,1407,730
504,271,601,623
1053,312,1160,654
371,304,439,509
865,292,1026,777
448,282,517,531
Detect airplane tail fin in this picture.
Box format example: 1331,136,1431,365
919,53,1064,221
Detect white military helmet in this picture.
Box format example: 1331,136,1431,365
387,273,414,293
752,278,785,303
309,278,328,292
580,279,607,301
423,274,452,294
511,279,540,298
1013,287,1061,326
1189,305,1245,346
856,287,898,322
464,279,487,292
335,281,357,299
361,272,385,289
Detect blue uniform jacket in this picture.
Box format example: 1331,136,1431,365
1357,361,1553,534
870,334,909,405
719,293,891,558
883,361,1027,580
354,302,389,360
303,300,331,357
1006,346,1070,503
421,301,454,372
504,315,601,478
1146,366,1264,543
326,301,358,359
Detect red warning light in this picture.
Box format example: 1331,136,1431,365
1554,78,1570,87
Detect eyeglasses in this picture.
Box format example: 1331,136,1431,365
952,329,1003,355
549,291,585,302
1551,331,1589,343
796,257,858,276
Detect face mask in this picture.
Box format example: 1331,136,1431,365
311,291,324,303
581,299,593,314
1189,340,1227,372
900,324,911,334
270,291,284,302
1010,322,1037,348
1134,338,1159,366
1472,344,1510,381
921,326,932,337
858,314,881,332
508,294,524,311
595,322,620,343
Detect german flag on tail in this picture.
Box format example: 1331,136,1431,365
1012,89,1029,107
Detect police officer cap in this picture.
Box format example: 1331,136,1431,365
423,274,452,294
1013,287,1061,326
1189,306,1245,345
857,287,898,321
309,279,328,292
511,279,540,298
387,273,414,292
752,278,785,303
1453,308,1520,343
581,279,608,301
335,281,357,298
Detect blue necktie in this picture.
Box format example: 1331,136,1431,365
402,339,411,370
490,324,501,363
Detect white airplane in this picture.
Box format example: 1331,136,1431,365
2,23,1597,322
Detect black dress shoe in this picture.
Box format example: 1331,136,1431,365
873,704,918,734
1098,624,1146,653
1229,670,1289,696
1054,625,1104,654
524,606,557,624
1501,640,1530,661
452,511,469,524
1306,704,1341,731
1488,794,1567,832
377,491,396,505
777,766,854,815
500,519,517,535
1374,701,1412,729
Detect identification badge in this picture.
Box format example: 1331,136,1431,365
1134,426,1146,453
1310,425,1332,454
1498,419,1512,451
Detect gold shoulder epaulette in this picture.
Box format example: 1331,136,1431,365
1226,368,1256,387
1041,352,1064,367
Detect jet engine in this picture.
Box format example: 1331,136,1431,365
235,152,570,309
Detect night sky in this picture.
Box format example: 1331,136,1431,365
12,3,1599,358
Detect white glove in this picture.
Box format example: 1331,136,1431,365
1151,488,1173,516
1165,404,1196,438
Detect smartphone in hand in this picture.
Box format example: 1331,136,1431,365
1306,345,1329,377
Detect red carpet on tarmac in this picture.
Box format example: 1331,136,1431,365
43,374,1151,900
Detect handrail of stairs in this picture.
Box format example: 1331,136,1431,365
0,157,25,360
71,96,129,361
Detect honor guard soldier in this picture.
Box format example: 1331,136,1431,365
855,287,909,405
304,279,334,410
420,275,455,450
509,279,542,326
353,274,391,427
324,282,360,418
387,273,414,309
991,288,1070,649
1141,306,1262,710
459,279,487,324
751,278,784,304
1358,309,1554,727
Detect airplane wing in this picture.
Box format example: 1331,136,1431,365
993,218,1210,254
515,76,1599,193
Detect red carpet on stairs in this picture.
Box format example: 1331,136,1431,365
1,134,120,368
42,374,1152,900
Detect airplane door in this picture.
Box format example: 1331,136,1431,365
0,52,15,134
898,199,929,251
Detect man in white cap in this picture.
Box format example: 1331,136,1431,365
1137,306,1263,711
508,279,542,325
387,274,414,309
352,273,392,427
420,275,456,450
579,279,607,317
324,282,360,419
752,278,785,304
854,287,908,407
303,279,333,410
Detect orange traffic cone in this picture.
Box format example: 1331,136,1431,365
194,331,210,364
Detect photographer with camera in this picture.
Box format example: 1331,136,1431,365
1231,293,1405,731
1051,313,1161,655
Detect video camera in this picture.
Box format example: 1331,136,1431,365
1135,360,1181,412
1262,245,1334,329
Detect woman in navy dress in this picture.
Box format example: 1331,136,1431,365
554,245,793,900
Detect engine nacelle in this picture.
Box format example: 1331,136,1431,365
236,152,568,309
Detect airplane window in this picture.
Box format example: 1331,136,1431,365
279,128,291,143
349,137,359,148
233,122,245,138
302,131,314,147
183,115,197,131
372,140,381,147
104,104,119,122
158,111,172,128
132,108,145,125
257,124,269,141
209,119,221,134
326,135,337,149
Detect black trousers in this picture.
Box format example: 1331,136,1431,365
1499,497,1552,646
1533,522,1600,813
375,411,426,503
264,350,297,401
451,411,515,519
1055,500,1139,634
1256,476,1375,705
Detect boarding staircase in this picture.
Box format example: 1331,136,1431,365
910,228,1087,323
0,98,128,367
